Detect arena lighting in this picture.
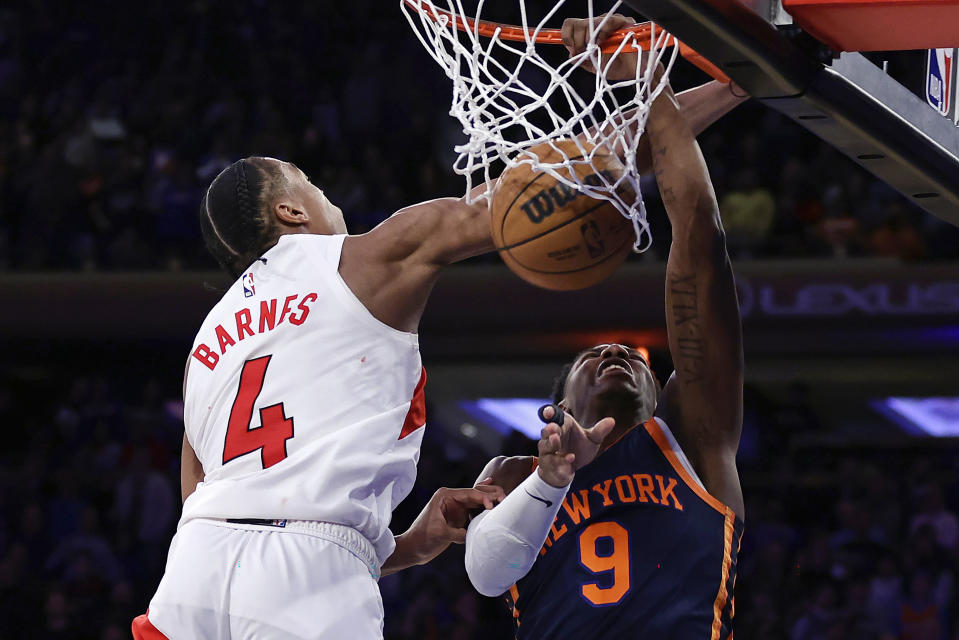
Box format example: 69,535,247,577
881,326,959,343
574,331,660,354
915,326,959,343
871,397,959,438
460,398,552,440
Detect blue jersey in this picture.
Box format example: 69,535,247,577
506,418,743,639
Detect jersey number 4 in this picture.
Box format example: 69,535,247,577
579,521,631,606
223,355,294,469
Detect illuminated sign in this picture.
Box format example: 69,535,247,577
873,397,959,438
737,280,959,319
461,398,551,439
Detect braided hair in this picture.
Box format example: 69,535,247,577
199,157,287,279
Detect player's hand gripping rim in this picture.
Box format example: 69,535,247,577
561,13,667,84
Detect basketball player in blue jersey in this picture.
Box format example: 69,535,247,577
464,14,746,640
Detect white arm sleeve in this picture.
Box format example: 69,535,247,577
465,470,570,597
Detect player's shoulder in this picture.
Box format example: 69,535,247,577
271,232,345,264
476,455,536,495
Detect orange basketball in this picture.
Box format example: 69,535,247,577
490,140,634,291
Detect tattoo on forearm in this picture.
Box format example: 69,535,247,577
660,186,676,206
651,145,678,207
669,274,704,385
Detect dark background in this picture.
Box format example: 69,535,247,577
0,2,957,639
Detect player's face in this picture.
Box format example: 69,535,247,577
563,343,657,420
279,162,347,235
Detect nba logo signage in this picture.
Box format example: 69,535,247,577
926,48,956,121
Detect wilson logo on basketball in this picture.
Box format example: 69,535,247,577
520,170,616,224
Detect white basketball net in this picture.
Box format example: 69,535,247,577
402,1,680,252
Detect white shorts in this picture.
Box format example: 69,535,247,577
146,518,384,640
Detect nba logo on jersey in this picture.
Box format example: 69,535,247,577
926,48,954,117
242,272,256,298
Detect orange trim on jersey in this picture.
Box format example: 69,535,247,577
531,457,538,472
709,509,736,640
132,611,170,640
509,584,521,626
399,367,427,439
643,419,729,516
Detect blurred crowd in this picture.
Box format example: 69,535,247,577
0,354,956,639
1,2,957,272
1,1,958,638
734,384,959,640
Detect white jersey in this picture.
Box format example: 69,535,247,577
180,234,425,565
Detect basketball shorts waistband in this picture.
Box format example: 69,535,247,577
202,517,380,579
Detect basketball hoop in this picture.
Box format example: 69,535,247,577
402,1,723,253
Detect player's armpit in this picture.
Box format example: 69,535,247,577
180,433,204,504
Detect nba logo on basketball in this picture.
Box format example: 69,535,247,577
581,220,605,258
926,48,954,116
242,273,256,298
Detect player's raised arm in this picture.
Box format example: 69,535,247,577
647,81,745,518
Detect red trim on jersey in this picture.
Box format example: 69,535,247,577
132,611,170,640
399,367,427,439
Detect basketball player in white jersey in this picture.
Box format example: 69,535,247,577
128,157,514,640
131,28,747,640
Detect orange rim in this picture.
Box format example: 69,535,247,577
404,1,729,81
405,1,658,52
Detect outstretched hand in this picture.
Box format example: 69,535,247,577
383,481,505,576
419,480,505,545
536,405,616,488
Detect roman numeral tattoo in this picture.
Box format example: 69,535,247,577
669,274,704,385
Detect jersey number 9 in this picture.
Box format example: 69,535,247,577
579,521,631,606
